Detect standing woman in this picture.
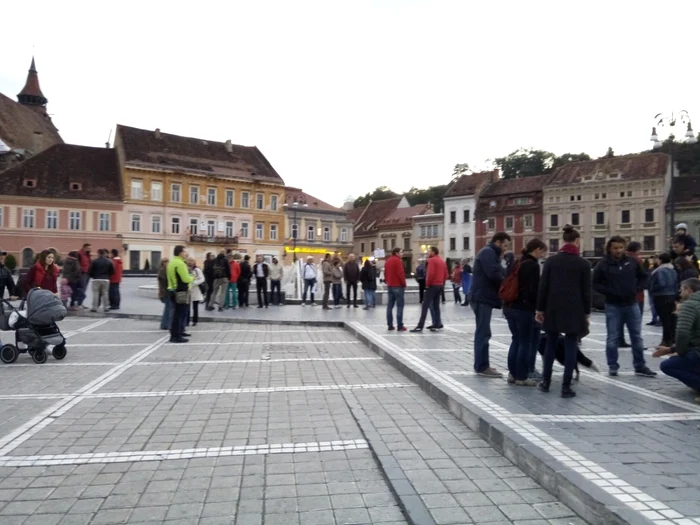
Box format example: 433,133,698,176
331,258,344,308
158,258,171,330
649,253,678,347
360,259,377,309
536,226,591,398
25,250,59,294
503,239,547,386
203,252,215,306
187,258,205,327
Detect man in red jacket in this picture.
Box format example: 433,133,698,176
384,247,407,331
411,246,449,332
225,256,241,309
109,249,123,310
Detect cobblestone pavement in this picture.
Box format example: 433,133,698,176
0,316,587,524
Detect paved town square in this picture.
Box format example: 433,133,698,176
1,282,700,525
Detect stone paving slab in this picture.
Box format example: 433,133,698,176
0,317,586,524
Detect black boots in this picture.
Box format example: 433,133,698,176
561,385,576,398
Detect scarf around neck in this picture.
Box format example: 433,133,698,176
559,243,580,255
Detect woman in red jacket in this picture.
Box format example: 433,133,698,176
25,250,59,294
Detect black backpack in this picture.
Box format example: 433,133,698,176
212,259,226,279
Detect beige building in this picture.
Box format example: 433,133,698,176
543,153,670,257
412,212,444,261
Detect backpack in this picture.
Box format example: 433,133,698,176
498,259,521,304
416,265,426,280
212,259,226,279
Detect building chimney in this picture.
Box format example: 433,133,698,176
224,139,233,153
154,128,161,139
32,131,43,154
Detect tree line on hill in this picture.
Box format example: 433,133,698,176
354,138,700,213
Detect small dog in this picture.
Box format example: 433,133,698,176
538,331,599,381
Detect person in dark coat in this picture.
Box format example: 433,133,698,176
203,252,215,306
469,232,511,378
238,255,252,308
504,239,547,386
0,250,17,300
536,226,591,398
360,259,378,309
593,235,656,378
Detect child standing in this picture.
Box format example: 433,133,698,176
60,277,72,308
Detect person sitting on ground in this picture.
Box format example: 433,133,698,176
653,278,700,403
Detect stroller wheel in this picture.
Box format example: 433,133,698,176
0,344,19,364
52,344,67,360
32,348,48,364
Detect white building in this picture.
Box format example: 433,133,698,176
442,170,496,262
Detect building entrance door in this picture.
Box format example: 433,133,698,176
129,250,141,270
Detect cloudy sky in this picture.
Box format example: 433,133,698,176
2,0,698,207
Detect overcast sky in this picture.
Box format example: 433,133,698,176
2,0,698,207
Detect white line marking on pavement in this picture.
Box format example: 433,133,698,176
511,413,700,423
86,329,346,334
161,340,362,346
83,383,415,399
136,357,383,365
0,335,169,456
59,318,112,338
348,321,693,525
0,394,69,400
0,362,123,367
0,439,369,467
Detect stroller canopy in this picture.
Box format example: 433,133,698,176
26,288,67,326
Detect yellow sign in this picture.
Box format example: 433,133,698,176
284,246,337,255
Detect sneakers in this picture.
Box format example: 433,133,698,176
477,368,503,378
397,326,407,332
507,373,515,384
538,382,550,393
561,385,576,398
515,379,538,386
635,367,657,377
528,370,543,381
608,369,618,377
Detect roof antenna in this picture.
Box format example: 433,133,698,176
106,129,112,148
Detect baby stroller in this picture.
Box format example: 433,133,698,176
0,289,68,364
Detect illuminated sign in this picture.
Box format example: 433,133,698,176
284,246,341,255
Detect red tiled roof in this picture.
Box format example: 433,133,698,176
285,187,345,213
116,125,284,184
547,153,669,186
347,206,365,222
0,144,122,201
480,175,545,197
352,197,403,235
0,92,63,153
670,175,700,206
444,170,497,198
378,204,429,228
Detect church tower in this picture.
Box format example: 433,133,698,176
17,57,49,113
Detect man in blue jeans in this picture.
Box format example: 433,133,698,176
469,232,511,377
384,247,407,331
593,235,656,377
654,278,700,401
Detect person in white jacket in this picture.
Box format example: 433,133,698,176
187,258,206,326
302,256,318,306
268,257,284,305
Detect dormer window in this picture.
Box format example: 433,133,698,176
23,179,36,188
70,182,82,191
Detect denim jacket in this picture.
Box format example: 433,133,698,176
649,264,678,297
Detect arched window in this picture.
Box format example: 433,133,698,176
21,248,34,268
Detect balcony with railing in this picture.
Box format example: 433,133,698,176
189,235,239,244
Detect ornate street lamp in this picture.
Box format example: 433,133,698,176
283,198,308,262
650,110,697,237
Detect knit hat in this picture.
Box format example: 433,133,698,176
676,223,689,231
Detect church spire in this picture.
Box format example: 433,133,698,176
17,56,48,110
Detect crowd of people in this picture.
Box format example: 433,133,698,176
467,223,700,400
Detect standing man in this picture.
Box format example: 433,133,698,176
0,249,18,300
88,249,114,313
253,255,270,308
269,257,284,305
109,249,123,310
344,253,360,308
207,251,230,312
469,232,511,377
77,243,92,308
415,260,426,303
203,252,215,306
536,226,591,398
593,236,656,377
384,247,407,331
225,254,240,309
238,255,252,308
321,253,333,310
167,245,193,343
654,278,700,400
411,246,449,332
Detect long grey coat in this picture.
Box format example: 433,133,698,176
537,252,592,336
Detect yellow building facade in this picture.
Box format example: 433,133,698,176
115,125,286,269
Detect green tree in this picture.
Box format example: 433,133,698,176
353,186,400,207
406,184,450,213
493,148,556,179
649,136,700,175
452,163,471,181
4,254,17,272
551,152,591,170
604,146,615,158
